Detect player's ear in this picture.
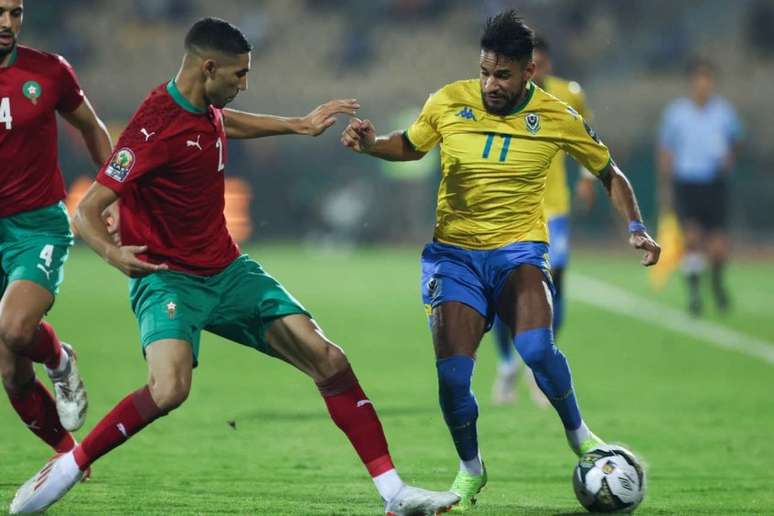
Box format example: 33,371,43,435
202,59,217,79
523,60,536,81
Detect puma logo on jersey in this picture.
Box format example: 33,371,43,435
356,400,372,408
186,134,202,150
140,128,155,141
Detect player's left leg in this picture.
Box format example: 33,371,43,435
263,314,459,515
497,264,602,456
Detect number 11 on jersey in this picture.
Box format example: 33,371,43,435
482,132,512,162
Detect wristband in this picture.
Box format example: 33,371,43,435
628,221,647,234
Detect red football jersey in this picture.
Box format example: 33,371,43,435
96,81,240,275
0,45,84,217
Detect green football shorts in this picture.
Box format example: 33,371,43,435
128,255,310,366
0,202,74,298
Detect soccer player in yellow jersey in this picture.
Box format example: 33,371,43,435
490,36,598,406
342,11,660,510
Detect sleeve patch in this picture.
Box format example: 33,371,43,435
105,148,136,182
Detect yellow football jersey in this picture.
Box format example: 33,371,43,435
405,79,610,250
541,76,592,218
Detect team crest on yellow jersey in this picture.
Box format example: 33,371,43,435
525,112,541,135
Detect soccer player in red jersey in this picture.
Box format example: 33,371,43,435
0,0,111,459
9,18,459,515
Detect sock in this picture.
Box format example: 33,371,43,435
73,385,163,470
8,378,75,453
372,468,404,501
492,316,514,364
565,420,592,450
460,453,483,476
514,327,581,430
21,322,64,370
317,366,396,482
436,356,480,467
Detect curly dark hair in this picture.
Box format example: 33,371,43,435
480,10,535,64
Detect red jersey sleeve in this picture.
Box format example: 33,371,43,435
97,126,169,194
55,55,85,113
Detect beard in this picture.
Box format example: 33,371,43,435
480,79,527,116
0,36,16,58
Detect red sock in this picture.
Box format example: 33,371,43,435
8,378,75,453
317,366,395,477
21,322,63,369
73,385,163,470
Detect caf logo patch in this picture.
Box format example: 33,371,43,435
525,112,540,135
106,148,135,182
22,80,42,104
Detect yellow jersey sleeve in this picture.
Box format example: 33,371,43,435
558,113,611,175
405,91,444,153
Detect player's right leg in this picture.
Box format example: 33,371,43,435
9,339,191,514
263,314,459,515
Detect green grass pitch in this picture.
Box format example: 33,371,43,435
1,245,772,515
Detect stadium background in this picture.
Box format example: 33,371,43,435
2,1,773,515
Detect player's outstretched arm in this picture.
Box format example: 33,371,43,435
223,99,360,139
340,119,425,161
74,182,168,277
598,162,661,267
59,97,113,166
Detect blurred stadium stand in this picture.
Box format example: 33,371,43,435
27,0,772,246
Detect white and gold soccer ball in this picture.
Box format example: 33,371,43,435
573,445,646,513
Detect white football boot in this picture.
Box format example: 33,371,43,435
46,343,88,431
384,485,459,515
10,450,83,514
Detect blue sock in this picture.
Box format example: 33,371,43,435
436,356,479,462
514,327,581,430
493,316,515,365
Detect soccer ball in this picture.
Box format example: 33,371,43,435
572,445,646,513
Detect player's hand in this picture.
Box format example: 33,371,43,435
341,117,376,153
629,232,661,267
101,202,121,246
106,245,168,277
300,99,360,136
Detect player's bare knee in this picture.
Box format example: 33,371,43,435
316,343,348,379
149,376,191,413
0,316,36,354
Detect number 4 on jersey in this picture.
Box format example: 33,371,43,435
0,97,12,130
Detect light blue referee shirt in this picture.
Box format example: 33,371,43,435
658,96,742,183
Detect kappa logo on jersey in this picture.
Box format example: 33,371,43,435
525,112,541,135
583,121,601,143
106,148,136,182
22,80,42,105
456,106,477,121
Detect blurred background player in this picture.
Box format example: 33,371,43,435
490,35,597,407
10,17,458,516
0,0,111,459
657,59,742,316
342,10,660,510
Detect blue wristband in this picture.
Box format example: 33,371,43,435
628,221,647,234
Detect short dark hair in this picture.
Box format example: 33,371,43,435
687,57,714,76
480,10,535,63
533,35,550,55
185,17,252,55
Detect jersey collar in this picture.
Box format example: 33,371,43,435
1,45,17,68
166,79,206,115
507,80,535,115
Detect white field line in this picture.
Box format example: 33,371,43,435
568,273,774,365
